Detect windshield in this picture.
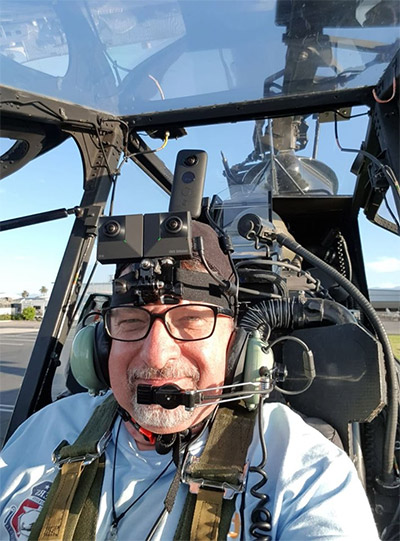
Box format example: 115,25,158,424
1,0,399,116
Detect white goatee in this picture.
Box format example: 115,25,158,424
127,362,200,429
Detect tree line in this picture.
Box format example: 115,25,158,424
20,286,48,298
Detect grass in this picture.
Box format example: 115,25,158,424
388,334,400,359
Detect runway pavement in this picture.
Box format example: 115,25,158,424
0,320,68,447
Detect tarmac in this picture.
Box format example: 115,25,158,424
0,320,41,334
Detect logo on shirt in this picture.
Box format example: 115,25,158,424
4,481,52,540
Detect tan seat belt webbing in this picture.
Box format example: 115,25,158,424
175,404,256,540
29,394,118,541
38,460,87,541
191,488,224,541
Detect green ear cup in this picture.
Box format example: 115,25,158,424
70,325,109,395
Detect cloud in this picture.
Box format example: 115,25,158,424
366,257,400,273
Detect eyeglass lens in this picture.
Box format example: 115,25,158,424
106,305,217,341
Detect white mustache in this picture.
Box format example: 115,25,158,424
128,363,200,385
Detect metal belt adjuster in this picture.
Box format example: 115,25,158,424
51,429,112,468
182,453,249,499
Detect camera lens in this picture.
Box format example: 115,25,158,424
182,171,195,184
103,220,121,237
164,216,183,234
184,155,198,166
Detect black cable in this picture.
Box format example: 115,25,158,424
196,236,229,291
98,117,131,156
0,99,64,120
194,236,238,317
94,124,114,180
384,195,400,229
381,498,400,540
262,335,316,396
146,457,182,541
146,430,202,540
275,231,398,483
62,230,97,331
333,113,400,221
205,206,240,314
240,486,247,541
0,99,105,131
70,261,99,323
108,175,118,216
238,269,289,298
334,109,369,120
109,417,174,538
249,397,272,540
235,259,321,292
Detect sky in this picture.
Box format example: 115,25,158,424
0,109,399,299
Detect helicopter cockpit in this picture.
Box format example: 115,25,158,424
0,1,399,538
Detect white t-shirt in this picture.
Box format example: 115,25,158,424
0,392,379,540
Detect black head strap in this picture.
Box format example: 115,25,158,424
111,268,233,309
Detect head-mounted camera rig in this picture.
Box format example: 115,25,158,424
97,211,192,264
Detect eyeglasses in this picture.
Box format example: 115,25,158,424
103,304,233,342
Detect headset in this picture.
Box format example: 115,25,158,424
69,303,315,410
69,320,111,395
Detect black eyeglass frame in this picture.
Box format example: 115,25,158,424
103,303,234,342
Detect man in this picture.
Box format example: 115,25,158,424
0,221,379,540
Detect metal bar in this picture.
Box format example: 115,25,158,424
0,208,77,231
125,86,375,132
4,124,124,441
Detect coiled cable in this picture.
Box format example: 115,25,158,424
275,231,398,483
249,396,272,540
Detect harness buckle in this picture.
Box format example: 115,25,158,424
51,429,112,468
181,453,249,499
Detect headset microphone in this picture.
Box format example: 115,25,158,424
137,384,198,410
136,331,316,410
136,379,273,411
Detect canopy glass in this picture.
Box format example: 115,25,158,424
1,0,398,116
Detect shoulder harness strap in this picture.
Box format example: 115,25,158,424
175,404,257,541
29,394,118,541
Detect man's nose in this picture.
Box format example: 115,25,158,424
140,318,180,370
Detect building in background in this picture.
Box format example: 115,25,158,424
10,296,48,318
369,288,400,314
